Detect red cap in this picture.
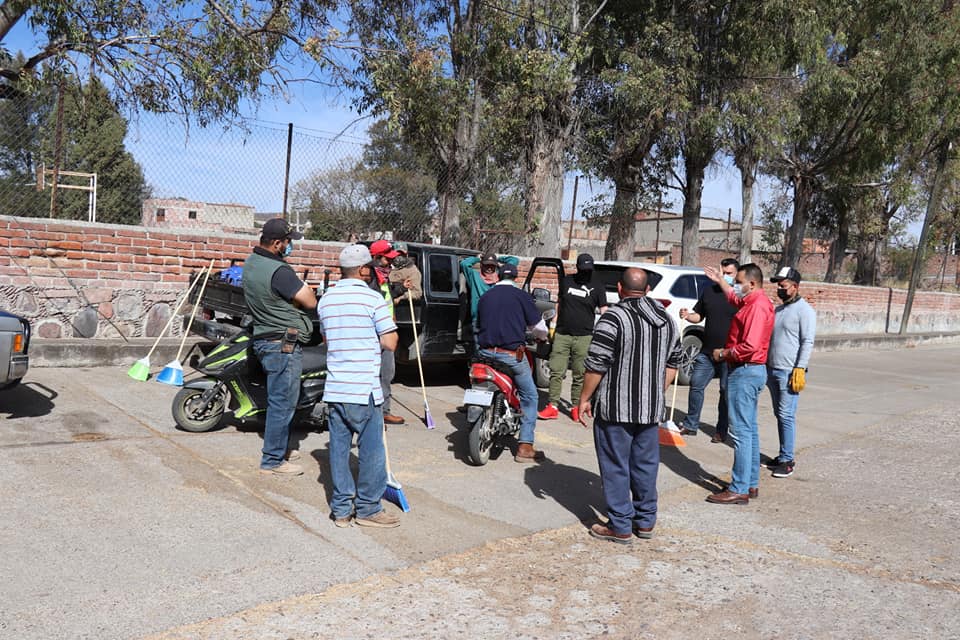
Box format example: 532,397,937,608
370,239,400,259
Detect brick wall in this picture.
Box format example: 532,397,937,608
2,215,958,339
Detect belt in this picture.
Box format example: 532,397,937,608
481,346,524,357
729,361,764,369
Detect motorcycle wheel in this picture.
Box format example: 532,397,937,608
172,387,227,433
467,399,499,466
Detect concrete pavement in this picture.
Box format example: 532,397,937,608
2,345,959,639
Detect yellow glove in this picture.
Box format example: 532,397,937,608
789,367,806,393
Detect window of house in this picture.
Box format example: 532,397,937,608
188,210,197,220
156,208,166,221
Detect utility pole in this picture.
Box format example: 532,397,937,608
566,175,579,256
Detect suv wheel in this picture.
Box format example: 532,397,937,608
678,333,702,386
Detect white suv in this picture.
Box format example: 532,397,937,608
591,261,712,385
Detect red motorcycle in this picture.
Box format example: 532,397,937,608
463,310,553,466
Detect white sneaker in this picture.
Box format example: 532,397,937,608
259,461,303,476
285,450,302,462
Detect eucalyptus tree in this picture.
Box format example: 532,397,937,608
0,0,338,124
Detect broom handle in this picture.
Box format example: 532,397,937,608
409,294,430,407
144,267,206,360
174,259,215,360
382,421,394,477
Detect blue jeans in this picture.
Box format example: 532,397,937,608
726,364,766,495
594,418,659,534
327,394,387,519
767,368,799,462
681,352,729,437
478,348,538,444
380,348,395,414
253,340,303,469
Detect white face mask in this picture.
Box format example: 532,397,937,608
733,283,746,298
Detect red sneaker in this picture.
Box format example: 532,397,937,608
571,406,580,423
537,403,559,420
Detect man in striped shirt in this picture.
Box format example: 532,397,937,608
317,244,400,529
578,268,681,544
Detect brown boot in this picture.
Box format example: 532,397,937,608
514,443,544,463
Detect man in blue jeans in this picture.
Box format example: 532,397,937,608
765,267,816,479
703,263,774,505
678,257,738,442
476,263,549,462
242,218,317,476
318,244,400,528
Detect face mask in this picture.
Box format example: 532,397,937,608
723,274,735,285
733,283,746,298
776,288,792,301
282,240,294,257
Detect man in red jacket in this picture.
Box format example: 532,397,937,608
702,263,775,505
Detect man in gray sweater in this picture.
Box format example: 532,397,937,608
766,267,817,478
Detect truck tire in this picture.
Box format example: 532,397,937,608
534,356,550,389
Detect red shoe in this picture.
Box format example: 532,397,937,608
537,403,559,420
570,406,580,422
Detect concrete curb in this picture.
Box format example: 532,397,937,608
27,331,960,368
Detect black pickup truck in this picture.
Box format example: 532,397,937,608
189,244,562,387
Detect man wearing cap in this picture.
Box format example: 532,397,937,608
242,218,317,476
369,239,405,425
387,242,422,306
461,251,520,326
539,253,607,422
476,263,550,462
765,267,817,479
702,262,775,505
317,244,400,528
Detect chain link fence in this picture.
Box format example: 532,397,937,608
0,89,450,243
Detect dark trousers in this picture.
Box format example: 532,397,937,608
593,417,660,534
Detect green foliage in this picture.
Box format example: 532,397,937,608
1,1,338,125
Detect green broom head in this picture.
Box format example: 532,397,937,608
127,357,151,381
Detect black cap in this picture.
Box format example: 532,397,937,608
770,267,802,284
499,263,518,280
261,218,303,240
576,253,595,271
480,253,498,267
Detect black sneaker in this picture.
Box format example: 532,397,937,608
764,457,783,469
771,460,795,478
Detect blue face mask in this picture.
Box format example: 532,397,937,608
283,240,294,257
723,274,735,285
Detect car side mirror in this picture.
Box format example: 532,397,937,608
532,287,551,301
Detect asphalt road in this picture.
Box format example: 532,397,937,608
1,345,958,639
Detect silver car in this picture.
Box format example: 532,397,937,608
0,311,30,389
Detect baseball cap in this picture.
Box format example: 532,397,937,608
770,267,802,284
370,239,400,259
261,217,303,240
576,253,595,270
340,244,372,268
480,253,498,267
499,263,518,280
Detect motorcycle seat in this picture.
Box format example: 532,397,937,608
470,356,517,377
301,345,327,373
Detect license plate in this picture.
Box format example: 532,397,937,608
463,388,494,407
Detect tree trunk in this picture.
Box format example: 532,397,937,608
825,208,849,283
523,113,567,256
604,181,638,260
438,79,483,246
738,158,757,264
853,233,881,285
782,175,814,269
681,152,708,266
0,1,28,42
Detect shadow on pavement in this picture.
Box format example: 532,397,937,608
524,457,605,523
659,445,727,493
0,381,58,419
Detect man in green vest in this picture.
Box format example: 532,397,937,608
242,218,317,476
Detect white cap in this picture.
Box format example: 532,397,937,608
339,244,372,268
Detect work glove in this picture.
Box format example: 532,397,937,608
789,367,806,393
548,326,556,341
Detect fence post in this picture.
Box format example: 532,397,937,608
283,122,293,223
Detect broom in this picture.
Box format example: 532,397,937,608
127,269,206,381
659,317,687,447
408,294,435,428
382,422,410,512
157,260,215,386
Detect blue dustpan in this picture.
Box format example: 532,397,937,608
156,359,184,386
